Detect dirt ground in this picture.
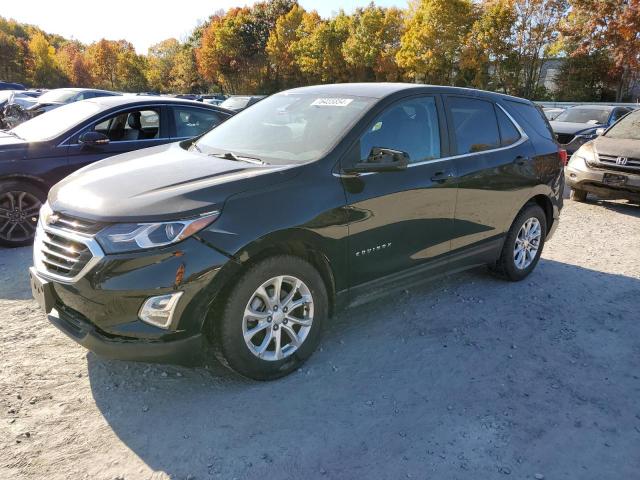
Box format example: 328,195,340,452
1,198,639,480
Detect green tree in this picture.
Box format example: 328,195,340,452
0,31,27,83
396,0,474,84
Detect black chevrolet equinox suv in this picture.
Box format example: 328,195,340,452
30,84,564,380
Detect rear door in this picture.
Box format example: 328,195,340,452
64,105,171,175
340,95,458,286
444,95,535,257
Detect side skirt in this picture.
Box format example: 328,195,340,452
336,236,504,310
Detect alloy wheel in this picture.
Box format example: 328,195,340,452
513,217,541,270
242,275,314,361
0,191,41,243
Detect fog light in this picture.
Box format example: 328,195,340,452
138,292,184,329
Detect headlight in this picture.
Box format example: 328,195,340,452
96,211,219,254
569,144,596,168
38,202,53,226
576,129,599,140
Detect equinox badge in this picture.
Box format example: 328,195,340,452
355,242,392,257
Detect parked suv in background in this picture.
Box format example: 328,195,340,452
550,104,633,154
30,84,564,380
567,108,640,202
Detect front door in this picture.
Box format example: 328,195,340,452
339,95,458,286
65,106,169,176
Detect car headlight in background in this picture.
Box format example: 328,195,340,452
575,129,600,141
96,211,220,254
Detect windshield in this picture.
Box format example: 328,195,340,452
11,101,102,141
37,89,79,104
195,93,377,164
220,97,252,110
605,110,640,140
555,107,610,124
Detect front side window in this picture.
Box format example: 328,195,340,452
359,96,441,163
194,93,377,164
91,109,160,142
449,97,500,154
173,107,222,138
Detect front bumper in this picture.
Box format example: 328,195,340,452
31,236,232,363
566,158,640,200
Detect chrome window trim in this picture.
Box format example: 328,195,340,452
33,223,104,284
333,102,528,178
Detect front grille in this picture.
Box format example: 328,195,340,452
555,133,575,145
596,154,640,174
39,229,93,277
34,213,104,283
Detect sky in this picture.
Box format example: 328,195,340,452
3,0,408,54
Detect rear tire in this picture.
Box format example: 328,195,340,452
570,188,588,202
210,255,328,381
0,181,45,247
491,204,547,282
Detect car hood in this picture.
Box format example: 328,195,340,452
49,142,300,222
0,131,28,152
593,135,640,158
550,121,603,135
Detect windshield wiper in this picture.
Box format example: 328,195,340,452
211,152,266,165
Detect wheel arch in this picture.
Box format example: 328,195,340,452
207,229,339,320
0,174,50,194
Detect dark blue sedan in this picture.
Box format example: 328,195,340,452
0,96,233,246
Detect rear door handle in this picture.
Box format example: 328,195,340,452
431,171,454,183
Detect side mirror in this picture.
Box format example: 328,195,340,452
343,147,409,174
79,131,109,147
595,128,606,136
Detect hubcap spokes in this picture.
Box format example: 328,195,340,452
514,217,541,270
0,191,41,242
242,275,314,361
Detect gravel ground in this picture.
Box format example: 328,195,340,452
1,198,639,480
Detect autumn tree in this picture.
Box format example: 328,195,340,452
56,41,91,86
147,38,181,92
561,0,640,101
28,32,65,87
460,0,518,91
396,0,474,84
266,4,305,89
342,5,405,81
0,31,27,83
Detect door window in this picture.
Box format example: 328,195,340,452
173,107,222,138
91,109,160,142
449,97,501,154
359,97,441,164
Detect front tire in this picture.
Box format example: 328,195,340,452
210,255,328,380
0,181,45,247
491,204,547,282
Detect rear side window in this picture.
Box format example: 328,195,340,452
497,107,521,146
506,100,554,141
173,107,222,138
448,97,500,154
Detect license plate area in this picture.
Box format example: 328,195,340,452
29,268,55,313
603,172,628,186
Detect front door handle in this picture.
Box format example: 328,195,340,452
431,171,454,183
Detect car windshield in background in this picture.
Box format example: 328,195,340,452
219,97,252,110
604,110,640,140
555,107,610,124
37,89,78,103
11,101,102,141
195,93,377,164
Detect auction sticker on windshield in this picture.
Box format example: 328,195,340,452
311,98,354,107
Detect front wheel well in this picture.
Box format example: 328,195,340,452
207,240,337,324
0,175,49,194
